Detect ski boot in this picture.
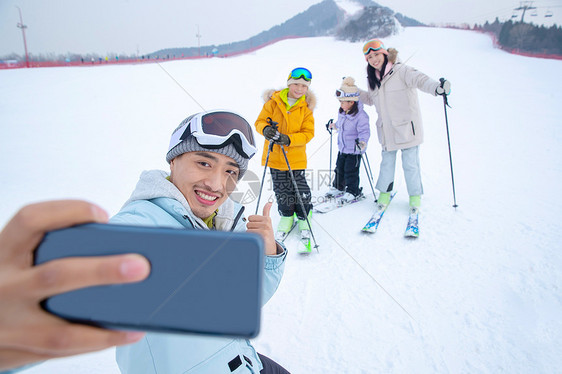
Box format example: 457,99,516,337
275,214,296,242
325,186,344,198
297,211,312,254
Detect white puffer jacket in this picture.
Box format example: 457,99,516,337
360,48,440,151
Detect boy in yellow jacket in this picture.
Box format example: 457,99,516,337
254,67,316,245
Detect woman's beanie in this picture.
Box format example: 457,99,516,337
166,122,249,180
363,38,389,61
337,77,360,102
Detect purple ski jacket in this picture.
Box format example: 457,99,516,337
335,100,371,154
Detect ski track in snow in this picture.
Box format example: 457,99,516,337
2,27,561,373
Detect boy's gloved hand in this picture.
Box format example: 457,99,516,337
263,126,280,142
275,133,291,146
436,78,451,96
263,126,290,145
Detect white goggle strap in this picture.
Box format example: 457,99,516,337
167,121,190,152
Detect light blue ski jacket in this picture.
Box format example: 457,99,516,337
111,170,286,374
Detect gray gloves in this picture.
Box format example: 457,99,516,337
263,126,290,146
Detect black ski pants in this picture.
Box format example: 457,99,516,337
228,353,289,373
270,168,312,220
333,152,362,196
259,353,291,373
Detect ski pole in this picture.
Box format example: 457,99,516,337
355,139,376,201
363,150,375,185
363,152,378,201
254,117,278,215
279,144,320,251
254,141,275,215
354,139,375,184
440,78,458,208
325,119,333,187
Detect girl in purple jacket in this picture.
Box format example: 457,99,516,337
327,77,371,203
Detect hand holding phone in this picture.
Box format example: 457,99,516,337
0,200,149,371
34,222,265,339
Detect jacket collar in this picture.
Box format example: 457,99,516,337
279,88,306,110
262,88,317,111
124,170,244,231
376,62,394,80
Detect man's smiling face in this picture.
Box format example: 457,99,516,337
169,151,239,219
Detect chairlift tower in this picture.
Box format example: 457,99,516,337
15,6,30,68
513,1,537,22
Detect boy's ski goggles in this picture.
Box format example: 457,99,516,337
168,110,257,159
362,39,386,55
288,67,312,81
335,89,360,98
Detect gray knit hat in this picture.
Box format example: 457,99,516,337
166,117,249,179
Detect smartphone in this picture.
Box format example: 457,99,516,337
34,223,264,338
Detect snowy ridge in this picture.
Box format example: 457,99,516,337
334,0,364,17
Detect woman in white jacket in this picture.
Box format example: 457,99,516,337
359,38,451,230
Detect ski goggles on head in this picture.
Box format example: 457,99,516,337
168,110,257,159
362,39,386,55
288,67,312,81
335,89,360,98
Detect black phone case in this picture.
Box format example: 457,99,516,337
34,223,264,338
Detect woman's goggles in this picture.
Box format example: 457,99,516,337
288,67,312,81
168,111,257,159
362,39,385,55
335,89,360,98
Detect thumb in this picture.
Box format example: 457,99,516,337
262,202,272,217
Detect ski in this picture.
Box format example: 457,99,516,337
325,190,345,199
311,192,343,213
361,192,397,233
313,193,367,214
404,207,419,238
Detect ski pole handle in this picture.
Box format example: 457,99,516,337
266,117,278,130
439,78,451,107
325,119,333,134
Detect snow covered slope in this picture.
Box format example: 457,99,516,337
1,26,561,373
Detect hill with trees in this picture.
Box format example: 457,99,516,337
475,18,561,56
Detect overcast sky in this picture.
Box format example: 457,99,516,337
1,0,560,57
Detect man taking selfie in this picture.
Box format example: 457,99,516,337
111,110,289,374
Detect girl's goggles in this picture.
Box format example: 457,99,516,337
362,39,385,55
168,110,257,159
288,67,312,81
335,89,360,98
